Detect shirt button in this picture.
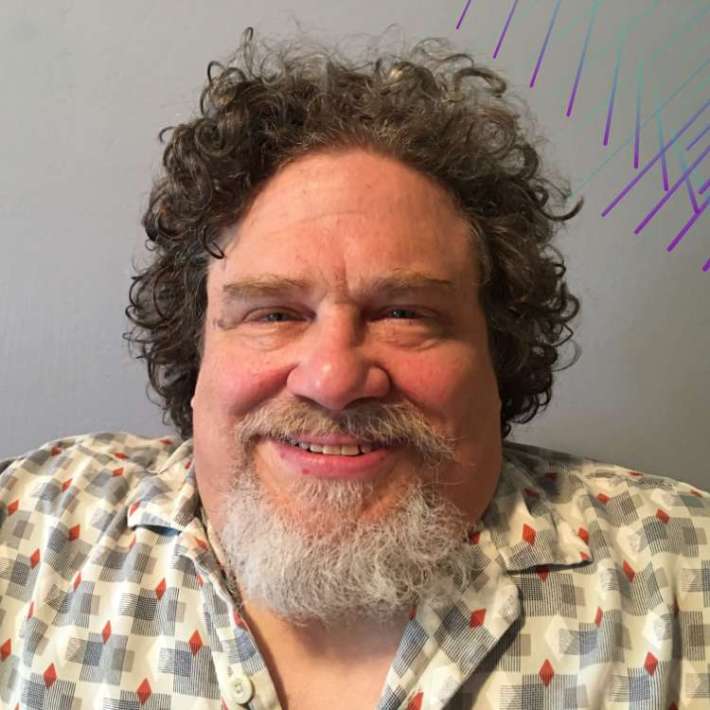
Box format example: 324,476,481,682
231,673,254,704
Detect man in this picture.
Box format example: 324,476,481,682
1,28,708,709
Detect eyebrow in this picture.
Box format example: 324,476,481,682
220,271,458,304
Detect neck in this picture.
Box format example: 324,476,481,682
240,595,410,664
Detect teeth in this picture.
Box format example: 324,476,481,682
285,438,376,456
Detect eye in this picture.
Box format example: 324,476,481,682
384,308,422,320
246,310,299,323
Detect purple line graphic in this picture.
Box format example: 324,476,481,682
530,0,561,88
634,66,643,168
654,109,670,192
688,183,701,212
565,1,600,117
666,196,709,254
493,0,520,59
602,97,710,217
678,154,700,213
603,44,623,146
456,0,473,30
633,142,709,235
457,0,709,269
687,123,710,151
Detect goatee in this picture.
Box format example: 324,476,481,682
214,399,480,629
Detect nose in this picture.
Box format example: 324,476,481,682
285,310,391,411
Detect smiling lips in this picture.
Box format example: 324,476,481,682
284,437,374,456
271,436,395,479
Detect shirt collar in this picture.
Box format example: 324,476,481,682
480,443,593,571
125,438,592,569
126,439,197,531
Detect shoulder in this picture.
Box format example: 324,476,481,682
502,440,710,557
1,431,180,483
0,432,182,538
1,431,180,477
503,440,708,513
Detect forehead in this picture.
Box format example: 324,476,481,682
210,149,479,293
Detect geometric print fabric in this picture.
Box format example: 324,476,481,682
1,432,709,708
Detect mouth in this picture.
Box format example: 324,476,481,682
281,436,379,457
267,435,399,480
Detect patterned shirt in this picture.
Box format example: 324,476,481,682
1,432,709,709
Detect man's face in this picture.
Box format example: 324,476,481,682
191,148,503,623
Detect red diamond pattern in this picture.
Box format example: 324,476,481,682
102,621,112,644
68,525,80,541
50,446,62,456
112,467,124,477
136,679,151,705
691,490,702,497
597,493,610,504
580,551,590,561
61,478,72,492
623,561,635,582
7,500,19,516
115,452,127,460
1,639,11,661
522,524,536,545
656,509,670,524
644,651,658,676
536,566,550,582
129,501,141,516
577,527,589,543
73,572,82,590
594,607,603,626
468,530,480,544
407,691,423,710
539,659,554,687
155,578,166,600
160,438,173,445
184,459,192,470
469,609,486,627
43,663,57,688
30,549,40,568
233,609,247,628
27,601,34,619
189,630,203,656
195,538,208,550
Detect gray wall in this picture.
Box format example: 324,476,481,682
1,1,708,489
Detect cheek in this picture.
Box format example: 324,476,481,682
395,348,498,425
193,347,288,420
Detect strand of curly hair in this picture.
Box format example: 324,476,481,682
125,26,583,441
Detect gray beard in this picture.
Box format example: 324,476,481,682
214,454,479,629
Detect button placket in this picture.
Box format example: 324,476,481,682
231,672,255,704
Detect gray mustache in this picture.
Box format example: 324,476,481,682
235,400,457,468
